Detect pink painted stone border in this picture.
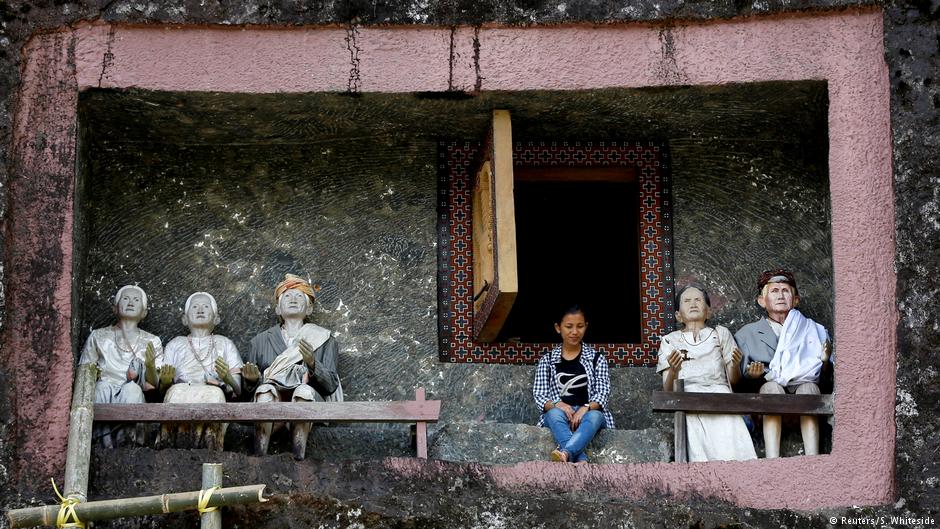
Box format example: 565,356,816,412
8,8,893,509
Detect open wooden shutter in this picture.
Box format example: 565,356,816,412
471,110,518,342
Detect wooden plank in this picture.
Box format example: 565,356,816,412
472,109,518,342
472,160,497,315
651,391,834,416
491,109,517,301
673,380,687,463
414,388,428,459
415,421,428,459
94,400,442,423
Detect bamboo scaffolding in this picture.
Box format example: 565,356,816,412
6,485,267,528
63,363,97,503
201,463,222,529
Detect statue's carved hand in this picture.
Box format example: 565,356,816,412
731,347,743,368
144,342,156,368
746,361,765,379
144,342,159,388
159,365,175,387
215,358,230,380
214,357,237,388
242,362,260,383
299,339,316,370
667,350,685,372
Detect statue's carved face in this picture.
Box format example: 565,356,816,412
186,294,216,329
757,282,799,315
676,287,709,324
276,288,312,319
116,287,145,320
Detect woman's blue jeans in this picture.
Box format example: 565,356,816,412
544,407,605,462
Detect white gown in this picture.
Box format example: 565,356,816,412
162,334,243,402
657,325,757,462
160,334,243,449
79,327,163,404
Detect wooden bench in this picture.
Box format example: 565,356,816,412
651,381,833,462
95,387,441,458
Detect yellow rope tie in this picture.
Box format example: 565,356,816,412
50,479,86,529
198,486,220,514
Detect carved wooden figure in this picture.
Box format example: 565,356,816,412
78,285,164,447
159,292,243,450
241,274,343,460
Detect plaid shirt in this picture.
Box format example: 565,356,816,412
532,344,615,429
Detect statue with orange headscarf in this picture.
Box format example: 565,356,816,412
241,273,343,460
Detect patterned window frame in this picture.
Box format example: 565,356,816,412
437,140,675,366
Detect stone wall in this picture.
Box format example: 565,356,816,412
72,82,829,436
0,1,935,527
884,0,940,514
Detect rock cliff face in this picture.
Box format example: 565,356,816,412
1,1,937,527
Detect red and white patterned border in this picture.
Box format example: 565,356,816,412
437,141,674,366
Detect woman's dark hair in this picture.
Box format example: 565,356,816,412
557,304,588,323
675,284,711,308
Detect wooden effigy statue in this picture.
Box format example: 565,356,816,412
735,269,832,458
242,273,343,460
79,285,165,447
159,291,243,450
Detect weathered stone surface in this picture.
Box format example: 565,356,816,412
0,1,937,528
431,361,670,429
63,447,868,529
226,423,419,459
671,136,833,332
68,85,818,455
430,421,671,464
884,0,940,516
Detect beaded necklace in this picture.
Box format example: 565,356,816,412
187,335,217,375
114,325,142,358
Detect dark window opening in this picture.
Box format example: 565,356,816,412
496,168,641,344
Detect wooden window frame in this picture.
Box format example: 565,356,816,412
437,139,675,366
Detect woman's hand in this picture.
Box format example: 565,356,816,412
555,401,575,425
571,405,590,429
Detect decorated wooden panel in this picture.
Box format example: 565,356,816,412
438,140,674,366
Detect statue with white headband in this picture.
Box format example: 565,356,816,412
159,291,244,450
79,285,165,448
242,273,343,460
735,269,832,458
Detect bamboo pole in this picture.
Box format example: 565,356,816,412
6,485,266,528
200,464,223,529
63,363,98,503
